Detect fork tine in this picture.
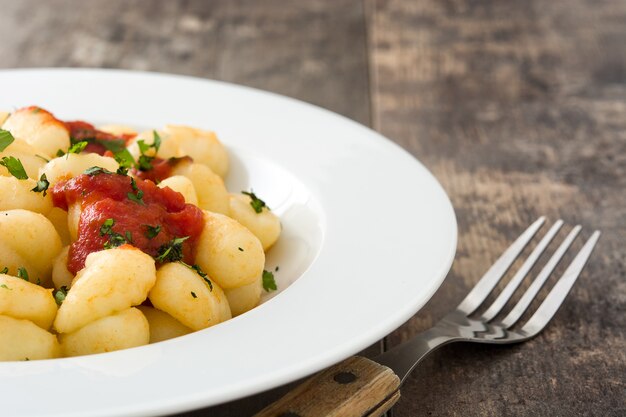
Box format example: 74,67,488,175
520,231,601,336
457,217,546,315
500,225,581,328
480,220,564,321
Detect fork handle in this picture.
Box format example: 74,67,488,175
254,356,401,417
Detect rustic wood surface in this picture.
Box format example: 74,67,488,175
1,0,624,416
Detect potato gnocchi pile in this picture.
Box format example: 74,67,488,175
0,107,281,361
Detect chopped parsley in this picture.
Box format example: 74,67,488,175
67,141,88,155
0,156,28,180
35,154,50,163
54,286,68,306
0,267,8,274
98,138,127,154
56,149,66,157
144,224,161,239
155,236,189,263
70,133,126,154
192,264,212,291
262,270,277,292
99,218,128,249
17,267,29,282
191,291,197,299
100,218,115,236
135,131,162,171
0,129,15,152
136,153,154,171
125,231,134,244
103,238,126,249
0,284,10,290
84,166,114,176
242,190,268,213
114,149,135,175
179,261,213,291
127,177,145,205
137,139,151,155
152,131,162,152
31,173,50,196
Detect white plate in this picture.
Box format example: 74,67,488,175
0,69,457,417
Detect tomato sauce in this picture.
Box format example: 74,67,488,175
51,172,204,274
131,157,191,183
65,121,135,155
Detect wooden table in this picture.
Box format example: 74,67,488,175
2,1,624,415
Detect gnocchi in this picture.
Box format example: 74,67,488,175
2,107,70,158
0,209,62,285
0,175,52,214
59,307,149,357
0,315,60,361
137,306,192,343
149,262,231,331
53,247,156,334
0,106,281,361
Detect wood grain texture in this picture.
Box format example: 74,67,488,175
1,0,624,416
255,356,400,417
0,0,371,125
366,0,626,415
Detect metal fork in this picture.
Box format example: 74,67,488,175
256,218,601,417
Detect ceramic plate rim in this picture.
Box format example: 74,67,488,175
0,68,457,417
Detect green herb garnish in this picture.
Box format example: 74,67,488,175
136,154,154,171
17,267,29,282
127,177,145,205
31,173,50,196
152,131,162,152
137,140,151,155
155,236,189,263
0,156,28,180
113,149,134,175
144,224,161,239
67,141,88,155
99,218,128,249
179,261,213,291
0,267,8,274
242,190,268,213
262,270,277,292
0,129,15,152
135,131,162,171
0,284,10,290
84,166,114,176
104,234,127,249
54,286,68,306
192,264,212,291
100,218,115,236
98,138,127,154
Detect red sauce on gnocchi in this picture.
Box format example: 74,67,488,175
65,120,135,155
51,172,204,274
131,156,192,183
